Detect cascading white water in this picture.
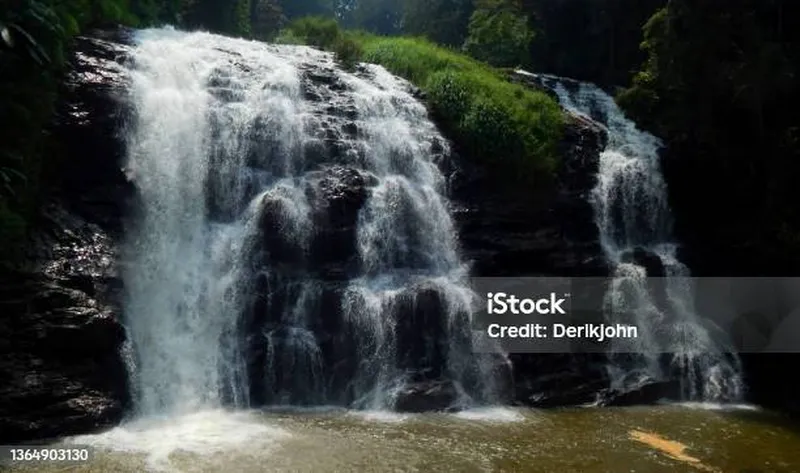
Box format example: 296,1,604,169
528,73,743,401
122,27,492,417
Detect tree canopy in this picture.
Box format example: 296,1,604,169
463,0,533,67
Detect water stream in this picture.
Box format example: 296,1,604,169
526,73,743,401
121,27,495,417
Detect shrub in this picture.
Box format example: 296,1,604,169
461,98,521,165
463,0,534,67
333,36,362,70
362,37,562,181
281,16,341,49
426,71,471,122
278,20,563,183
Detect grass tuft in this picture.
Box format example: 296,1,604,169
279,19,564,183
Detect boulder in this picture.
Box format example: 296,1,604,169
620,247,666,277
53,28,135,233
510,354,609,407
394,379,459,413
602,379,682,406
307,166,377,278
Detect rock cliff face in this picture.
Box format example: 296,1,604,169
0,28,614,441
452,111,607,279
0,30,134,443
450,106,614,408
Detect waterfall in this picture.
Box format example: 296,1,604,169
121,27,495,417
526,73,743,401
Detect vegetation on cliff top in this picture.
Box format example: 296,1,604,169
278,16,563,183
0,0,558,265
5,0,800,270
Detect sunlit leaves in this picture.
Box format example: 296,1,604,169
463,0,533,67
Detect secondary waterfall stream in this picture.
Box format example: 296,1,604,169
122,28,496,417
527,73,743,401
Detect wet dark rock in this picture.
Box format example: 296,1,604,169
0,27,134,443
304,88,323,102
304,68,349,93
510,354,609,407
601,379,682,406
394,379,459,413
0,205,129,443
620,247,666,277
394,284,449,377
255,195,308,268
342,122,359,137
409,84,426,101
305,69,337,85
450,100,611,405
453,112,609,278
307,166,376,277
507,71,560,101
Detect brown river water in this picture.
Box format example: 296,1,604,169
7,404,800,473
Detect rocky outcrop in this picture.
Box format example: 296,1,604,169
0,29,134,443
394,379,459,413
450,99,614,407
452,110,609,278
0,206,130,442
0,26,663,441
52,29,135,232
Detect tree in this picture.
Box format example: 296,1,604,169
345,0,401,35
463,0,533,67
279,0,333,20
252,0,285,39
520,0,665,86
402,0,473,47
618,0,800,271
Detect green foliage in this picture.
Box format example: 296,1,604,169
283,15,341,48
462,0,533,67
342,0,402,35
426,71,471,122
252,0,286,40
234,0,252,36
401,0,472,47
618,1,800,265
361,36,562,181
0,0,178,265
333,35,362,70
522,0,665,87
279,0,333,21
460,96,521,163
278,17,563,181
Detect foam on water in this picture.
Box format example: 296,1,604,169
670,402,761,412
454,407,526,423
350,410,412,423
65,410,289,472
